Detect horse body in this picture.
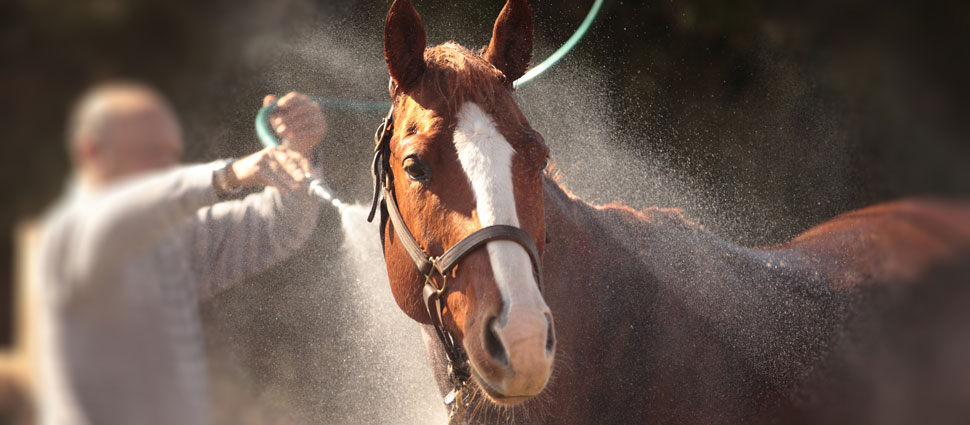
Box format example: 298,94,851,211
422,178,970,424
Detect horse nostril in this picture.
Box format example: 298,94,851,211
545,313,556,354
484,317,509,366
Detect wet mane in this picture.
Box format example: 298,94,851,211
542,164,702,233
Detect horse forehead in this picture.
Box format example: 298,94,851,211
398,100,448,132
452,103,516,165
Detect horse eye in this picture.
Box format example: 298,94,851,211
403,156,431,182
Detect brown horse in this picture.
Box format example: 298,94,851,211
376,0,970,423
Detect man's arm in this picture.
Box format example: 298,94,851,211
190,176,321,300
71,163,219,276
189,92,328,299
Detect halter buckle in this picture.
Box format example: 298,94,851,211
423,257,448,294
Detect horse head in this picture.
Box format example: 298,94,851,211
379,0,554,405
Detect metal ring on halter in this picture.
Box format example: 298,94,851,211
423,257,449,295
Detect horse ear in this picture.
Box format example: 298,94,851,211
384,0,427,93
484,0,533,85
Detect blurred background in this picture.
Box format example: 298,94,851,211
1,0,968,423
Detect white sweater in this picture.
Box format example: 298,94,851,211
36,162,321,425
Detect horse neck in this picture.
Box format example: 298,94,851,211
540,176,749,307
540,177,848,392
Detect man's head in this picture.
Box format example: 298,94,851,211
68,81,183,187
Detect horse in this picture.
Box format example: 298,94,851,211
372,0,970,423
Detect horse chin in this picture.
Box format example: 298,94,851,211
470,365,543,406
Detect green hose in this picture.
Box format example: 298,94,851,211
513,0,603,89
256,0,603,149
255,99,389,149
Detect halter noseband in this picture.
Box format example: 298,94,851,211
366,98,544,418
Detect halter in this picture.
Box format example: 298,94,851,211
366,98,544,420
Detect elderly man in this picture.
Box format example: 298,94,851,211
36,82,326,425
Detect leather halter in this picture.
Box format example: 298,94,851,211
366,99,544,416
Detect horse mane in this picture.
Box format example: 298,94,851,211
623,205,703,231
542,164,702,233
543,159,564,183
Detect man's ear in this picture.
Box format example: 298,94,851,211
384,0,427,93
484,0,533,86
72,137,99,165
72,135,107,182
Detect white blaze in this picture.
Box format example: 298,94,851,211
452,102,545,322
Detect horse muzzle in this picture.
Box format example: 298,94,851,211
470,303,556,404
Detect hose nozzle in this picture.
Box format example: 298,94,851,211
305,173,347,214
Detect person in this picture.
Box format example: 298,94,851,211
34,81,327,425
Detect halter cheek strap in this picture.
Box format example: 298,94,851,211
367,105,394,224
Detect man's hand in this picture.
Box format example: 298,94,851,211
229,146,310,194
264,92,327,157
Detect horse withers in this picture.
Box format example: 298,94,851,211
375,0,970,423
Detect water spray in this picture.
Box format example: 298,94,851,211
253,0,604,212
